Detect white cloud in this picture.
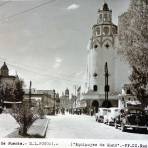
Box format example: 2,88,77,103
53,63,60,69
53,57,63,69
9,69,16,76
75,71,83,76
67,4,80,10
55,57,62,63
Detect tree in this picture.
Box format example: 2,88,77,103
11,103,36,136
10,80,37,136
118,0,148,107
129,66,148,106
0,79,24,107
14,80,24,102
0,84,15,108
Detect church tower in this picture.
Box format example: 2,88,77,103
65,88,69,98
87,2,117,94
0,62,9,76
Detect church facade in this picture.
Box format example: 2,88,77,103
80,3,130,113
0,62,21,108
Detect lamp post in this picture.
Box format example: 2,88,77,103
104,62,110,108
53,89,56,115
29,81,32,109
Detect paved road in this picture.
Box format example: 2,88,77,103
46,114,148,139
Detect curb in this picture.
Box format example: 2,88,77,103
27,118,49,138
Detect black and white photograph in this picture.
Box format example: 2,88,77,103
0,0,148,142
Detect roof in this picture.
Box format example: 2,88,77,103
1,62,8,71
103,3,109,11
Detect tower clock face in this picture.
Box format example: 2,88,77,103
103,27,109,35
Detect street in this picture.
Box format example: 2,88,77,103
46,114,148,139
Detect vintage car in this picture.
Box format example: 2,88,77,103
95,108,108,123
115,107,148,132
104,107,121,125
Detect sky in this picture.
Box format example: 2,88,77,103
0,0,130,95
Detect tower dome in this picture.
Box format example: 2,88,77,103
0,62,9,76
103,3,109,11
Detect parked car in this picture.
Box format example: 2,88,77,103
95,108,108,123
115,107,148,133
104,107,121,125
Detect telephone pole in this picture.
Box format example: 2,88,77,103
29,81,32,109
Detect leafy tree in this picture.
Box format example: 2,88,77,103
118,0,148,106
129,66,148,107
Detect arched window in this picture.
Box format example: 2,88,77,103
103,27,109,35
104,14,108,21
93,85,98,91
94,44,98,49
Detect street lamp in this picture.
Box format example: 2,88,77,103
29,81,32,109
104,62,110,108
53,89,56,115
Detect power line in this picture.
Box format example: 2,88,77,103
0,0,56,23
0,55,85,81
0,59,85,85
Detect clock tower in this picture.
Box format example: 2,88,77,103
87,2,117,94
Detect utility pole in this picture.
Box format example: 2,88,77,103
29,81,32,109
104,62,110,108
74,85,77,109
53,89,56,115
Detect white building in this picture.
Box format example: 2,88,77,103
80,3,131,113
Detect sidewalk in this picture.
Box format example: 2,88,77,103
6,129,23,138
6,118,49,138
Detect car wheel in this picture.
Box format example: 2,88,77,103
121,123,126,132
133,127,136,132
96,117,98,122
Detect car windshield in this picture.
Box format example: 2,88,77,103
108,109,120,116
99,109,107,115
